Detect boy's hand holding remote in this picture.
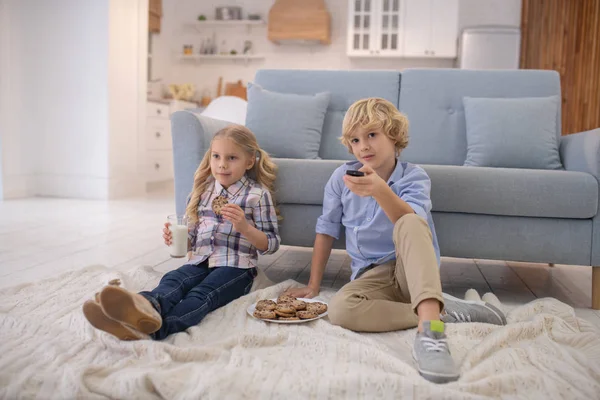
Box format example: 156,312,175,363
343,165,387,198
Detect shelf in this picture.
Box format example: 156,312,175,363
178,54,265,61
185,20,265,28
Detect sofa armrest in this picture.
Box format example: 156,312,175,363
171,111,233,215
560,128,600,179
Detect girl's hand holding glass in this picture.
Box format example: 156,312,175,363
220,204,249,234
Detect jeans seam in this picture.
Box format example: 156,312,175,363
158,271,210,300
175,270,253,321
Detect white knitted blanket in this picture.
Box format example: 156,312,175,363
1,265,599,399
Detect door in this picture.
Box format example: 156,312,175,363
348,0,377,56
430,0,458,57
377,0,403,55
402,0,431,56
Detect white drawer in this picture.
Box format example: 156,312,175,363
147,102,169,118
146,118,172,150
146,150,174,182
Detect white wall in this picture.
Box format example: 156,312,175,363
459,0,521,27
0,0,146,199
31,0,111,198
150,0,521,100
108,0,147,198
0,0,37,198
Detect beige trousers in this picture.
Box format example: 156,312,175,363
328,213,444,332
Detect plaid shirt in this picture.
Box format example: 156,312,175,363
187,175,280,269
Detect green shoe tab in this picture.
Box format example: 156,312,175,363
430,320,445,333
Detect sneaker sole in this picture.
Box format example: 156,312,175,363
99,286,162,334
82,300,147,341
443,293,507,325
411,349,460,384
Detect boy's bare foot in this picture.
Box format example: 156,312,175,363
83,295,149,341
99,286,162,334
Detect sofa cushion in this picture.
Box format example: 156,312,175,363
463,96,563,169
275,160,597,219
274,158,346,205
254,70,401,160
423,165,597,219
399,69,561,166
245,82,330,159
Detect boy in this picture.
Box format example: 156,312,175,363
285,98,506,384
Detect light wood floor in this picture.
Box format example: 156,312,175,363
1,188,599,329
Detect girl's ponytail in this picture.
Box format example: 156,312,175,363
185,152,212,224
253,148,281,220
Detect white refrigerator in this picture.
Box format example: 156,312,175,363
458,26,521,69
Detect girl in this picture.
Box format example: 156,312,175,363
83,125,280,340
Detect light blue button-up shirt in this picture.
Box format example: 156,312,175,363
316,159,440,280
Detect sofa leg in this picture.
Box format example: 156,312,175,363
593,266,600,310
548,263,555,267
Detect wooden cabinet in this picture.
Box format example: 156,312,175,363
347,0,458,58
149,0,162,33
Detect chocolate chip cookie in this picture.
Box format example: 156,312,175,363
306,302,328,315
253,309,277,320
274,303,296,317
290,299,307,311
277,294,296,304
211,195,228,216
297,310,319,320
256,300,277,311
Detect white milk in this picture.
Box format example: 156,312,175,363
169,224,188,258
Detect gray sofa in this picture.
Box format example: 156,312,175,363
171,69,600,309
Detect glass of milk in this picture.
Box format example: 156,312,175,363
167,214,189,258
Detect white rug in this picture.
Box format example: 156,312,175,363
1,265,599,399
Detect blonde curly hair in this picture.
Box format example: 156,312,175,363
340,98,409,157
185,125,279,224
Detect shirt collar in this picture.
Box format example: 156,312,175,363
345,158,405,186
213,175,249,198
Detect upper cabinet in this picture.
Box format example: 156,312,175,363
347,0,459,58
403,0,459,57
348,0,403,56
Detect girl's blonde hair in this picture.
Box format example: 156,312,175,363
185,124,279,224
340,98,409,157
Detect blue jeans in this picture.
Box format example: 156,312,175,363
139,262,256,340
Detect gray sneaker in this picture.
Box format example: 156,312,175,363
441,292,507,325
412,321,459,384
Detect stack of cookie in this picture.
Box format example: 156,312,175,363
253,294,328,321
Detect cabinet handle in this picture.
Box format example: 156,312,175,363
155,132,161,138
154,163,160,170
431,50,435,56
425,50,429,55
156,109,162,115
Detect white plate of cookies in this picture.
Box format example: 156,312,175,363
247,294,328,324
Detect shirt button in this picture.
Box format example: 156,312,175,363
354,227,358,232
367,217,372,221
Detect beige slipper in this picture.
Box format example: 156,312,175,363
99,285,162,334
83,297,149,340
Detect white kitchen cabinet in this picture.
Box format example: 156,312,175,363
347,0,458,58
403,0,459,57
144,100,197,183
347,0,404,56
